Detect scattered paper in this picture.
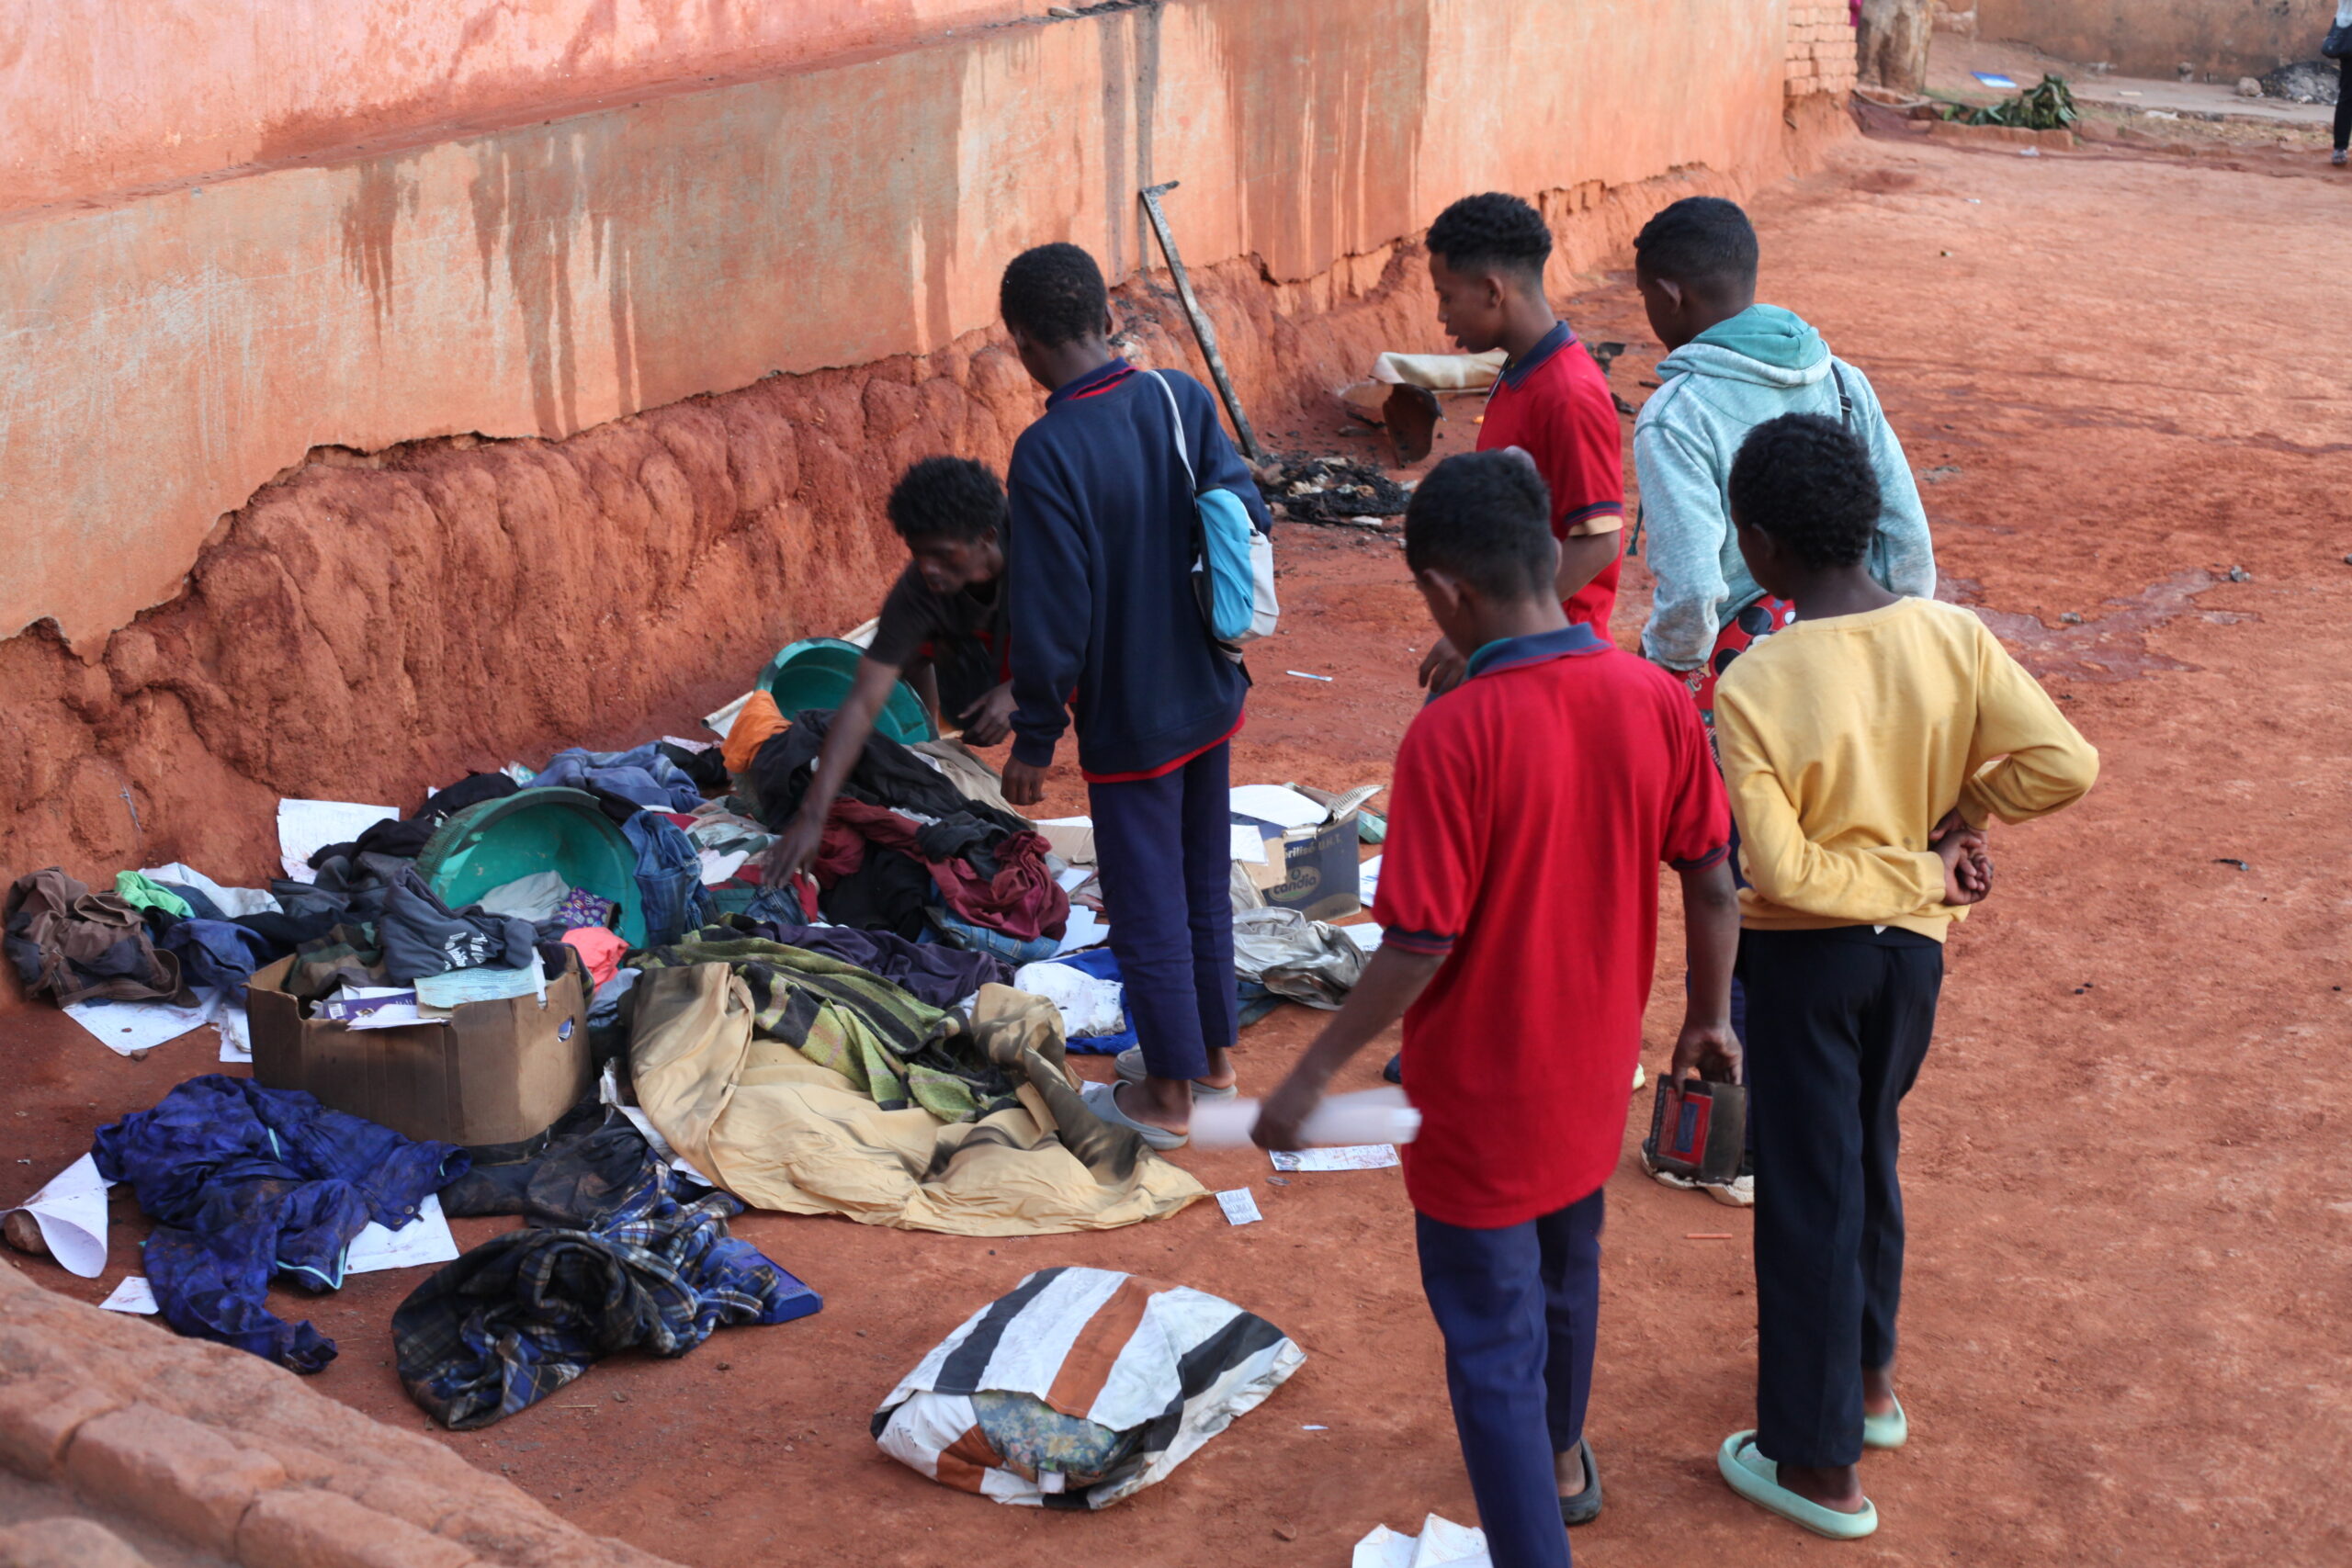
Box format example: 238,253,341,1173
345,1194,460,1275
1054,906,1110,956
1302,1424,1329,1431
1229,824,1271,865
215,995,252,1063
1972,71,2018,89
277,798,398,882
317,987,420,1024
4,1153,113,1277
1358,854,1382,907
1055,866,1093,893
662,735,715,753
1215,1189,1263,1226
64,989,226,1056
705,691,756,739
1229,785,1330,831
699,848,751,886
415,961,545,1010
600,1063,715,1185
1338,924,1384,952
1285,671,1335,682
98,1276,159,1315
1270,1145,1400,1173
1354,1514,1490,1568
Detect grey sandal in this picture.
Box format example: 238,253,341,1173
1113,1046,1238,1099
1080,1079,1190,1151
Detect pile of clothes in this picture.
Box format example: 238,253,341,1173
747,708,1069,961
91,1076,816,1427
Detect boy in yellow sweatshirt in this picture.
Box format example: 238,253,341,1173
1707,413,2098,1540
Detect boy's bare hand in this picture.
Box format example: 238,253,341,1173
1002,757,1049,807
1419,637,1467,697
1250,1069,1326,1153
958,683,1018,747
759,812,826,888
1669,1017,1742,1084
1935,832,1992,906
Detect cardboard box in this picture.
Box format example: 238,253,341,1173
1264,812,1363,921
248,953,592,1147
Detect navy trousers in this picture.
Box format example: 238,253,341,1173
1087,740,1238,1082
1739,926,1942,1468
1415,1190,1604,1568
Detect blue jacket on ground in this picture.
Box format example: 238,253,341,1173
1004,360,1271,778
93,1075,467,1371
1634,304,1937,671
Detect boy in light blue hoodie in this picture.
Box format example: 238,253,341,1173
1631,197,1936,726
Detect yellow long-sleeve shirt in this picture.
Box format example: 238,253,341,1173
1713,597,2098,941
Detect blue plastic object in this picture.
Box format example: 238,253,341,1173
756,638,936,745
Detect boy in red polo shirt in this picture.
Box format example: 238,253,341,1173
1418,193,1626,695
1256,451,1741,1567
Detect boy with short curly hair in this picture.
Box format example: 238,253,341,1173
1709,412,2097,1540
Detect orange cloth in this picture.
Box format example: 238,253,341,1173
560,926,628,987
721,691,787,775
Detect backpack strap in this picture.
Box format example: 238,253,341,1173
1831,362,1856,432
1148,370,1199,492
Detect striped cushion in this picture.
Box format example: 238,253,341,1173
874,1266,1306,1508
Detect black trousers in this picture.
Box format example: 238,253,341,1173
2336,58,2351,153
1739,925,1943,1469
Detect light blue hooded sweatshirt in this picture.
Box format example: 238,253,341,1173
1633,304,1936,671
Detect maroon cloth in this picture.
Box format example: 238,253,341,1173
821,801,1068,942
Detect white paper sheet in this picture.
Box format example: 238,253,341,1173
277,798,398,882
64,989,224,1056
215,995,252,1063
98,1276,159,1314
1229,825,1271,865
705,691,755,739
1055,866,1094,893
1359,854,1382,907
599,1062,715,1186
662,735,715,753
1215,1189,1263,1226
698,849,750,886
4,1153,113,1277
1270,1144,1400,1173
1228,784,1330,831
1338,924,1383,952
1053,906,1110,956
1353,1515,1491,1568
344,1194,460,1275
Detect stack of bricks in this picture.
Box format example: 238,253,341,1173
1786,4,1860,97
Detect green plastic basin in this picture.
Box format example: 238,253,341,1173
756,637,937,745
415,787,646,948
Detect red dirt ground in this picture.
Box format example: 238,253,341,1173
7,126,2350,1565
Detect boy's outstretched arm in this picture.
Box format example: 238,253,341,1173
1672,858,1742,1083
760,656,905,882
1251,946,1446,1151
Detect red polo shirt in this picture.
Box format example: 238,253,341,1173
1477,322,1627,633
1375,624,1729,1228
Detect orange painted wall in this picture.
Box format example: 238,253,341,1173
0,0,1025,213
0,0,1801,649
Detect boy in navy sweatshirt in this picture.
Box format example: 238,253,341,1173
995,243,1272,1148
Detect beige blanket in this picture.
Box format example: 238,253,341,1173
629,968,1204,1236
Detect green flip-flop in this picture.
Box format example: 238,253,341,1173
1862,1395,1908,1450
1716,1431,1878,1540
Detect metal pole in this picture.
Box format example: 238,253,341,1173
1137,180,1264,465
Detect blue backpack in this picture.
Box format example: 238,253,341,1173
1149,372,1278,656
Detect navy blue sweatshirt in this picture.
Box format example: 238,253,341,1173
1004,360,1272,778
